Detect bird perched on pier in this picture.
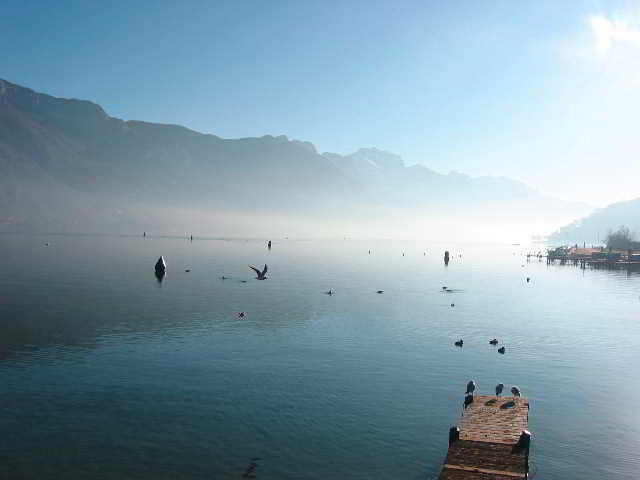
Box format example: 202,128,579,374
249,264,268,280
498,346,506,354
489,339,498,345
511,386,521,397
496,383,504,397
466,380,476,396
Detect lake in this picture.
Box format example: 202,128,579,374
1,234,639,479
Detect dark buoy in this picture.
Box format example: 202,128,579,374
526,277,530,283
143,231,146,237
268,240,272,249
154,256,166,282
444,250,450,265
190,235,193,241
155,256,166,274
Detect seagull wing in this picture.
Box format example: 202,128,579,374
262,264,268,276
249,265,262,276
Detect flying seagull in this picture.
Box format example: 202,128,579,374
249,264,268,280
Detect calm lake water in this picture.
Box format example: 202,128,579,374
1,234,639,479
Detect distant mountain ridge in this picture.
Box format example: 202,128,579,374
0,78,591,239
550,197,640,244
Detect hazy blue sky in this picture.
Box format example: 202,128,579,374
2,0,639,206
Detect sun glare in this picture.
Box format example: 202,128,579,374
590,15,640,55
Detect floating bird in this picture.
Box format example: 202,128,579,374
238,312,245,318
376,290,384,294
325,289,334,295
498,346,506,354
185,269,191,273
451,303,455,307
511,386,521,397
44,242,50,246
489,339,498,345
249,264,268,280
466,380,476,395
442,286,448,290
240,280,248,283
454,339,464,347
496,383,504,397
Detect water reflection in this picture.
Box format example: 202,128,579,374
0,234,639,479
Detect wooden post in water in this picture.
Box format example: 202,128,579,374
438,395,531,479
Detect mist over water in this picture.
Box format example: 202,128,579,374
1,234,639,479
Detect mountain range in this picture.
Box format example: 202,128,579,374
549,197,640,244
0,78,591,240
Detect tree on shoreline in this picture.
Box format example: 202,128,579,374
606,226,640,250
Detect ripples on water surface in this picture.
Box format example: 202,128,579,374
1,234,639,479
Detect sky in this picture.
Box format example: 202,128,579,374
1,0,639,207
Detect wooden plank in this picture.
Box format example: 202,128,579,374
458,396,529,445
443,464,526,478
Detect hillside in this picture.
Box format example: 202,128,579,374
0,78,591,239
549,197,640,244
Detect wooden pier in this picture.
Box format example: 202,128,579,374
545,246,640,271
438,395,531,480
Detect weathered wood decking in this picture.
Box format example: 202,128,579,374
438,395,531,480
